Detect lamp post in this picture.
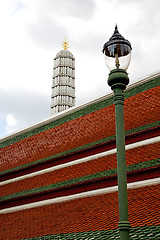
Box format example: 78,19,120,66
102,25,132,240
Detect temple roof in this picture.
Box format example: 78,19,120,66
0,72,160,240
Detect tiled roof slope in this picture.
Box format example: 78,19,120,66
0,141,159,199
0,184,160,240
0,78,159,174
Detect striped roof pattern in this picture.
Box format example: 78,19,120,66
0,141,159,200
0,184,160,240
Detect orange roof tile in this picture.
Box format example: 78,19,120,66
0,142,159,198
0,86,159,173
0,184,159,240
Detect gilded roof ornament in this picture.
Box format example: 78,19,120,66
62,37,69,50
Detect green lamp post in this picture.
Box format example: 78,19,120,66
102,25,132,240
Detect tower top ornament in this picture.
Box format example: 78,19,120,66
62,37,69,50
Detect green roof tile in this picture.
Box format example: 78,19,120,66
22,225,160,240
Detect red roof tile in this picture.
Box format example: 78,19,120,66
0,184,159,240
0,154,115,197
0,86,159,173
0,142,159,198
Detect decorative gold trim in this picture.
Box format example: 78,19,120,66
62,37,69,50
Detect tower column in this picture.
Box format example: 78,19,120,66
51,38,75,115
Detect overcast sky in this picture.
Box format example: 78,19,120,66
0,0,160,138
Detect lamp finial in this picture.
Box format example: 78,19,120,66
114,24,118,33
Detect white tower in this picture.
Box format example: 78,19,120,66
51,38,75,115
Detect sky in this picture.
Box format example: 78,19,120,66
0,0,160,138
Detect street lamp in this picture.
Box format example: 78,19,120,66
102,25,132,240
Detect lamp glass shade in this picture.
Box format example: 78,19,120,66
104,43,131,71
103,26,132,71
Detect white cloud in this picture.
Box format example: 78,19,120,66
6,114,16,126
0,0,160,137
5,114,17,135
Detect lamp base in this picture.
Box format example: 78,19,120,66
108,69,129,90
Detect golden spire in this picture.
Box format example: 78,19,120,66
62,37,69,50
